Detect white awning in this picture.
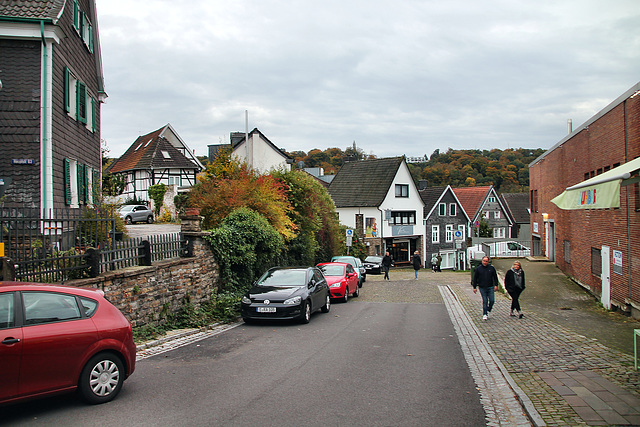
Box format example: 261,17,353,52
551,157,640,210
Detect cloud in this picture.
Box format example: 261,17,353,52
96,0,640,159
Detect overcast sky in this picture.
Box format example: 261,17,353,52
97,0,639,159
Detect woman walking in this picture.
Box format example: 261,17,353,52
412,250,421,280
505,260,526,318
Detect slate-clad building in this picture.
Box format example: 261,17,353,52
0,0,105,214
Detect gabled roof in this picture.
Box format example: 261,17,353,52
500,193,530,224
230,128,292,161
328,157,404,208
419,186,446,216
0,1,66,22
108,124,203,173
452,186,492,219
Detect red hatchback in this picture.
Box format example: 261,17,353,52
317,262,359,303
0,282,136,406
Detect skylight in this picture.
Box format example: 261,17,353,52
161,151,171,159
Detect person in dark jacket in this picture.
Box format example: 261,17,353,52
412,250,421,280
504,260,525,318
381,251,393,281
472,256,499,320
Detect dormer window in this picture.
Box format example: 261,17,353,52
161,151,171,159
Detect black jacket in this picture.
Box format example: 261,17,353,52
412,254,421,270
504,269,526,294
472,263,499,289
382,255,393,268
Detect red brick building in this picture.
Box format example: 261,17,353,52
529,82,640,318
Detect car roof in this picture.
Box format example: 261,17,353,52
0,282,105,298
317,262,349,267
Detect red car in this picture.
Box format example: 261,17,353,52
317,262,359,302
0,282,136,406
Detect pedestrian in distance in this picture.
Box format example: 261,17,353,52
412,250,421,280
472,256,499,321
381,251,393,281
431,254,438,272
436,254,442,272
504,260,525,318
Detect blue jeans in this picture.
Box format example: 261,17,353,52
414,269,419,279
478,287,495,315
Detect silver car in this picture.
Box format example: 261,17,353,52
119,205,154,224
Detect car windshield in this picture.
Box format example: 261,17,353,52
365,256,382,262
319,265,345,276
119,205,135,213
256,269,307,287
333,257,353,264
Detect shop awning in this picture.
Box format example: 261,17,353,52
551,157,640,210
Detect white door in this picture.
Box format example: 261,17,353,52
601,245,611,310
441,251,456,269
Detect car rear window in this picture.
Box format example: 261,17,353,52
79,297,99,317
0,293,14,329
319,265,345,276
23,292,82,325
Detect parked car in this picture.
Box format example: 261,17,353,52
472,241,531,258
363,255,383,274
317,262,359,302
241,267,331,324
331,256,365,287
0,282,136,406
118,204,153,224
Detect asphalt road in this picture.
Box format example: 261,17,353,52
124,223,181,240
2,277,486,426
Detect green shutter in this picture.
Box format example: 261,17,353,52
63,67,70,112
64,159,71,205
73,1,79,29
91,98,97,132
79,11,85,38
76,82,86,123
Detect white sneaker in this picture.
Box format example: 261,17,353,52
482,314,488,321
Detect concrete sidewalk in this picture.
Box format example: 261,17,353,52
451,258,640,426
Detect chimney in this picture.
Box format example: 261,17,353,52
567,119,572,134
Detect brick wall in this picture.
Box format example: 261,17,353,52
529,88,640,317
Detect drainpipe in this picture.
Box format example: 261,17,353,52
40,21,52,218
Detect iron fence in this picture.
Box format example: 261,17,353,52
0,208,188,283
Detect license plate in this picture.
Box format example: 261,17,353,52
257,307,276,313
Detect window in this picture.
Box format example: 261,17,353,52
431,225,440,243
439,203,446,216
493,227,505,238
64,159,91,206
458,225,466,240
395,184,409,198
0,293,14,329
445,224,454,242
488,196,496,203
169,176,181,186
390,211,415,225
449,204,456,216
23,292,81,325
564,241,571,264
591,247,602,276
64,67,97,132
161,151,171,159
494,211,501,219
73,1,93,53
80,297,98,317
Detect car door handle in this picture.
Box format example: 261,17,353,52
2,338,21,345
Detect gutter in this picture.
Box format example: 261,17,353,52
41,20,51,217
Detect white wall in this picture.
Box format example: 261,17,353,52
233,134,291,173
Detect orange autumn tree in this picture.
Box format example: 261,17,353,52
189,148,297,240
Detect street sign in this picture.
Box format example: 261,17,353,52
346,229,354,237
454,230,463,239
346,236,352,246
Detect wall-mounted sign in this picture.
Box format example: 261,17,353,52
612,250,623,276
12,159,35,165
533,222,539,233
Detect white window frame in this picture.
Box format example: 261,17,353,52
395,184,409,198
493,227,506,238
169,176,181,186
458,224,466,240
449,203,456,216
445,224,454,242
494,211,501,219
431,225,440,243
439,203,446,216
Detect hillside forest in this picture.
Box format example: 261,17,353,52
287,146,546,193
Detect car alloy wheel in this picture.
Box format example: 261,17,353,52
79,353,125,404
321,295,331,313
147,215,153,224
125,216,133,225
342,288,349,303
299,301,311,324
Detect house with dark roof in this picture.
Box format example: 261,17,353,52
327,157,425,262
499,192,530,239
453,185,513,240
420,186,470,270
208,128,292,174
0,0,105,213
107,124,204,203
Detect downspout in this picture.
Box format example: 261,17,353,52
624,99,631,301
40,21,51,218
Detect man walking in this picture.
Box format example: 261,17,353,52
472,256,499,320
412,250,421,280
381,251,393,281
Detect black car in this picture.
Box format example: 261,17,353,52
241,267,331,324
363,255,383,274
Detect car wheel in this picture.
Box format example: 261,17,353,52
358,279,363,288
147,215,153,224
342,288,349,303
299,300,311,324
79,353,125,404
321,295,331,313
353,286,359,297
125,216,133,225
